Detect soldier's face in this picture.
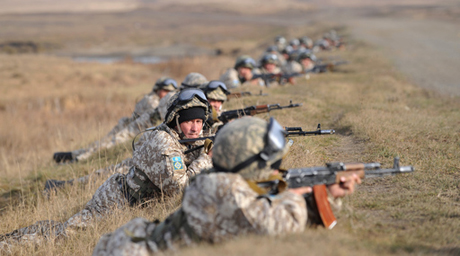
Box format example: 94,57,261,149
157,89,170,99
264,63,276,73
179,119,203,139
209,99,223,113
301,58,314,68
237,67,252,79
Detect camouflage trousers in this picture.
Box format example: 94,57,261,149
92,209,201,256
72,111,159,162
1,173,132,248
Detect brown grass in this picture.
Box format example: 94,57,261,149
0,4,459,256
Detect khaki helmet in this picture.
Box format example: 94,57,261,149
164,88,211,127
234,55,256,70
212,116,289,181
261,53,278,66
202,80,230,102
180,72,208,89
275,35,287,51
297,49,317,62
153,77,178,92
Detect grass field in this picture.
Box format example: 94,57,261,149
0,2,459,255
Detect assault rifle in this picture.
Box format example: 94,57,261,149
227,90,268,100
218,101,302,123
252,72,308,85
285,124,335,136
258,157,414,229
309,60,349,73
180,123,335,154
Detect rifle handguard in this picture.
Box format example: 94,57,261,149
203,138,213,154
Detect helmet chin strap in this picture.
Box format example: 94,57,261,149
175,115,185,138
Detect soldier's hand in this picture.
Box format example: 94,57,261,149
327,173,361,198
289,186,312,195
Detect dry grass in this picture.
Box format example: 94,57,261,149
1,41,459,255
0,3,459,255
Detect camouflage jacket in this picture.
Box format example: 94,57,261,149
219,68,264,89
132,93,160,119
126,123,213,197
92,172,308,256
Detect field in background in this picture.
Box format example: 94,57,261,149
0,1,459,255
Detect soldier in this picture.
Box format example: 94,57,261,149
299,36,314,50
259,53,282,87
274,35,287,52
259,45,286,67
44,73,210,193
201,80,230,134
1,89,213,246
283,50,316,75
53,77,178,163
219,55,263,88
91,117,361,255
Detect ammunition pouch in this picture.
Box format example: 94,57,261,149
148,208,201,250
124,166,161,205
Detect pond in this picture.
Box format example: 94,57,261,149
72,55,164,64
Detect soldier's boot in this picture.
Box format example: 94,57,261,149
53,152,75,164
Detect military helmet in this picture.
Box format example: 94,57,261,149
275,35,286,45
281,45,294,55
180,72,208,89
164,88,211,127
234,55,256,70
266,45,278,53
202,80,230,102
153,77,178,92
297,49,317,62
275,36,287,51
299,36,313,48
289,38,300,47
213,117,289,181
261,53,278,65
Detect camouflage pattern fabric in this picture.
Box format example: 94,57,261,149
71,94,161,162
282,60,303,74
180,73,208,89
206,87,227,102
91,172,308,255
128,123,212,196
260,67,282,87
219,68,264,89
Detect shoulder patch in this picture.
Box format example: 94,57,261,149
171,156,185,171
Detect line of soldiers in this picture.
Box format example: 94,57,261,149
1,33,363,254
220,33,347,88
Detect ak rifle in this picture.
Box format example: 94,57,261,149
218,101,302,123
309,60,349,73
180,123,335,154
227,90,268,100
258,157,414,229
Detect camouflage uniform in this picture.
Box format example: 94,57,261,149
92,172,307,256
219,68,264,88
91,117,328,255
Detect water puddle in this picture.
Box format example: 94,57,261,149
72,55,164,64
